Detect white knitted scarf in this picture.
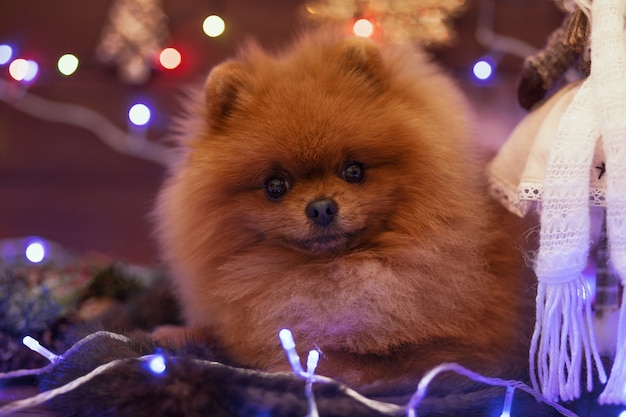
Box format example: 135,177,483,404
531,0,626,404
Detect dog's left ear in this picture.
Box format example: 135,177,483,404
333,38,387,89
204,60,250,132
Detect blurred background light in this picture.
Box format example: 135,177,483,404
353,18,374,38
25,239,46,263
202,15,225,37
128,103,151,126
57,53,79,76
0,44,13,65
159,47,181,70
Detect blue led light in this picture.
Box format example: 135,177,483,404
25,239,47,263
0,44,13,65
473,59,493,81
148,354,167,375
128,103,151,126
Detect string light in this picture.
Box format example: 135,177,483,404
128,103,151,126
0,44,13,65
23,60,39,82
147,353,167,375
25,239,47,263
57,54,79,76
278,328,304,375
8,58,39,83
472,57,495,81
500,386,515,417
0,79,172,166
306,350,320,376
0,331,580,417
158,47,181,70
353,18,374,38
406,363,578,417
8,58,30,81
305,350,321,417
304,0,465,45
22,336,58,363
202,15,225,38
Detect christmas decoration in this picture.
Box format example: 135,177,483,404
0,269,61,336
488,0,626,405
304,0,466,45
0,239,178,375
0,79,172,166
0,331,580,417
96,0,170,84
517,3,589,110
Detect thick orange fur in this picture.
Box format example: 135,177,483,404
154,33,535,388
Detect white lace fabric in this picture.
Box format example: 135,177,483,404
487,0,626,404
488,81,608,217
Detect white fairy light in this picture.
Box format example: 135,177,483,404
22,336,58,363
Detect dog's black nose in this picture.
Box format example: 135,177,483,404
305,198,338,227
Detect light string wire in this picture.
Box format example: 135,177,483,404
405,362,579,417
0,78,172,167
0,331,578,417
0,331,131,380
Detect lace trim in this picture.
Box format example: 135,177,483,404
518,182,607,207
487,175,532,217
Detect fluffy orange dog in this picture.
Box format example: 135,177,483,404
154,33,534,388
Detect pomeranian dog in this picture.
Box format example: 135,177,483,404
154,32,534,389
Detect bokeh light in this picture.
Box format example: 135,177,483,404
8,58,29,81
159,47,182,70
0,44,13,65
148,354,167,375
9,58,39,82
202,15,225,37
128,103,151,126
472,59,494,81
23,60,39,82
25,240,46,263
353,18,374,38
57,53,79,76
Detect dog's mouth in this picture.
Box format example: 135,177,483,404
289,228,366,255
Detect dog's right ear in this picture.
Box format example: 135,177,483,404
333,37,388,90
204,61,249,132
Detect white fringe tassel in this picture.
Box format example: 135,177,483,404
598,289,626,404
530,276,607,402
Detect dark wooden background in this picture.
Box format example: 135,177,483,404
0,0,563,264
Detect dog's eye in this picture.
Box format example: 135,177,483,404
264,176,289,200
342,162,365,184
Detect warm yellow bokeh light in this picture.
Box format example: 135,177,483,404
353,19,374,38
202,15,225,38
57,54,79,76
